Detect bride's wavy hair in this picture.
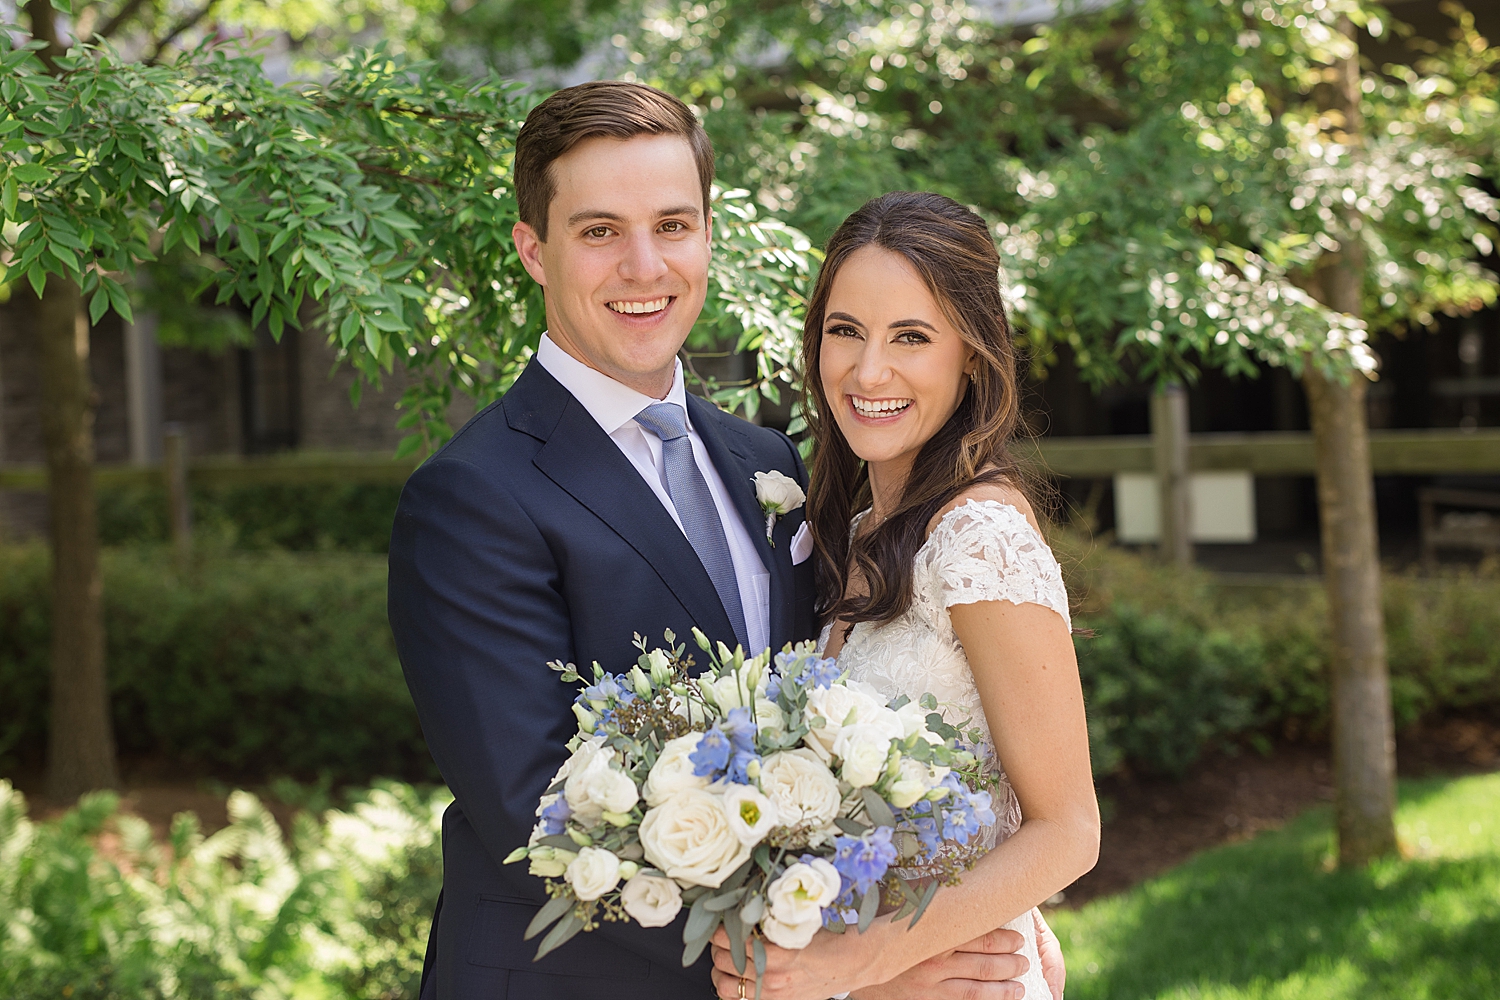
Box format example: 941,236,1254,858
803,191,1032,629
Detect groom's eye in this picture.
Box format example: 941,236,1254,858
658,220,688,234
584,226,612,239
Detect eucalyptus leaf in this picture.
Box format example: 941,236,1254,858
524,893,576,941
533,911,583,961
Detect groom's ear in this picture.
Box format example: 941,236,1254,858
513,221,548,287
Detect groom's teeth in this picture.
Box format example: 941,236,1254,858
607,297,671,315
852,398,912,417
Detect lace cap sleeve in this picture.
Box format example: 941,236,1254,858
923,499,1071,628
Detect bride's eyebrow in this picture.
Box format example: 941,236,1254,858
826,311,866,328
888,318,938,331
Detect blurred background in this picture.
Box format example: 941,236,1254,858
1,0,1497,996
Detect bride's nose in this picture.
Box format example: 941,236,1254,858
852,339,895,390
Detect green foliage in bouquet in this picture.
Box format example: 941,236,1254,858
0,777,449,1000
506,630,1002,992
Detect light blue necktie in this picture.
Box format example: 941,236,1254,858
634,402,749,651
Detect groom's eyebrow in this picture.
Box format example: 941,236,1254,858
565,206,703,227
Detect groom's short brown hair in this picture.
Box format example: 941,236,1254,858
515,81,715,242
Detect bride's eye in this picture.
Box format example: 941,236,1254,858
895,329,932,345
825,324,862,339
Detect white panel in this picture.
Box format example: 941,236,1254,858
1112,471,1258,544
1190,471,1257,543
1114,473,1159,543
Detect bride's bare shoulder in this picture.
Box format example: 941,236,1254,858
925,479,1041,537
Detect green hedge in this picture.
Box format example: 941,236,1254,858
1061,532,1500,778
3,540,1498,785
0,546,432,781
97,483,402,552
0,778,446,1000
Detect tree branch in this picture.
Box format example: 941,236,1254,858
96,0,153,41
144,0,223,63
24,0,67,72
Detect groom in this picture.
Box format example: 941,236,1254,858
389,80,1057,1000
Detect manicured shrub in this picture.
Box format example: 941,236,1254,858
0,546,431,781
0,778,447,1000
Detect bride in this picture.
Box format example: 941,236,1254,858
712,192,1099,1000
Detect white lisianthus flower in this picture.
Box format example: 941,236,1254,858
565,846,622,901
837,726,894,788
646,649,674,687
887,757,933,808
803,681,891,762
644,733,712,807
620,873,684,927
639,789,752,888
760,749,842,827
721,784,779,845
527,845,576,878
761,858,839,949
762,913,823,949
565,751,636,825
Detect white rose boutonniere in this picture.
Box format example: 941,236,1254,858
753,470,806,546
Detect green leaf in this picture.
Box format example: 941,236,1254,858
25,262,46,298
704,888,746,912
860,787,896,829
725,904,746,975
523,893,576,941
908,878,940,929
533,911,583,961
88,287,109,325
683,891,718,945
2,179,18,217
240,227,261,261
104,278,133,324
752,937,767,1000
857,885,880,933
10,163,48,184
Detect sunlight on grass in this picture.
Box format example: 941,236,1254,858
1049,773,1500,1000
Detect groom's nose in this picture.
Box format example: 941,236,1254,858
617,230,670,283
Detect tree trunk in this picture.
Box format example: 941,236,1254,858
37,278,118,799
1302,16,1397,867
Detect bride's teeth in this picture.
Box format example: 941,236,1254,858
853,398,911,416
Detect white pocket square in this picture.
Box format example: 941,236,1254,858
790,521,813,566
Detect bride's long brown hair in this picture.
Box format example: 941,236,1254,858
805,191,1030,629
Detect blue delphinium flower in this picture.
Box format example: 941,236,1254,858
941,787,996,845
582,674,635,708
538,796,572,837
764,673,784,702
690,726,732,778
904,799,944,857
805,656,842,689
832,827,898,896
726,749,760,784
721,707,757,751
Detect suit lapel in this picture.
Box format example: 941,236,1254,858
510,365,737,644
686,395,794,652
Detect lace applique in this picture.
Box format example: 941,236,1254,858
921,500,1071,629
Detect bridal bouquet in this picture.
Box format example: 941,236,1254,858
505,630,997,987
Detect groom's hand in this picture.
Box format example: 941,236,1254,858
850,928,1033,1000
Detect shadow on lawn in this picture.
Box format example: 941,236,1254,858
1067,800,1500,999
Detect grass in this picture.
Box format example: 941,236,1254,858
1049,772,1500,999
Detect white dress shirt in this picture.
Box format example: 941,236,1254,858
536,335,772,653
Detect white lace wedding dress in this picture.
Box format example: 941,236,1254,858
820,499,1072,1000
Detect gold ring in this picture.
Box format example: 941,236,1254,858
737,978,747,1000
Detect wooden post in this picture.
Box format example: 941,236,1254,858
124,307,164,466
164,423,192,566
1151,383,1192,567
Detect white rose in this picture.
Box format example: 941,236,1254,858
565,752,636,825
702,671,754,712
754,470,806,513
759,749,842,827
894,701,942,743
620,873,683,927
803,681,888,761
639,789,752,888
754,697,786,736
644,733,712,807
766,858,841,925
721,784,779,845
565,846,622,901
837,728,893,788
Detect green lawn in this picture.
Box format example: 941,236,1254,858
1049,772,1500,999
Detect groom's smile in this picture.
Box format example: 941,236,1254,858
513,132,712,399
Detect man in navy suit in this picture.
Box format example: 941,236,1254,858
389,81,1060,1000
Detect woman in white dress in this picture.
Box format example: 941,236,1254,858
711,192,1099,1000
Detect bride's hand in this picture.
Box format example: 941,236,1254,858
709,922,890,1000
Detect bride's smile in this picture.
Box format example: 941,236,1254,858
818,245,975,501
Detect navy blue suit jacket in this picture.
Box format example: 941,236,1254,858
389,360,817,999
